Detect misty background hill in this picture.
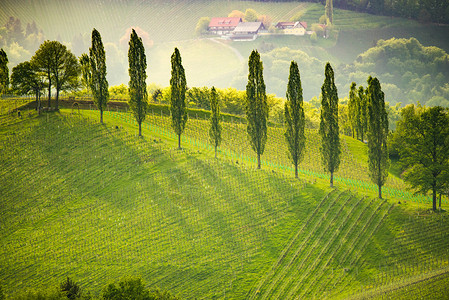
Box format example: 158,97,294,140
1,0,448,105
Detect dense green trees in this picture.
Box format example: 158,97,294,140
128,29,148,137
103,278,179,300
209,87,222,158
195,17,210,36
284,61,305,178
89,28,109,124
320,63,341,187
0,48,8,94
367,77,389,199
393,105,449,211
350,38,449,105
267,0,449,24
2,277,177,300
246,50,268,169
170,48,188,150
10,61,45,111
32,40,80,110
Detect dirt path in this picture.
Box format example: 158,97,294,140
208,38,245,63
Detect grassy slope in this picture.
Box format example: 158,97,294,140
1,102,449,299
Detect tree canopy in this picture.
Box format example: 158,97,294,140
170,47,188,150
128,29,148,137
246,50,268,169
320,62,341,187
32,40,80,109
10,61,45,110
394,105,449,211
0,48,9,94
366,77,389,199
284,60,306,178
89,28,109,124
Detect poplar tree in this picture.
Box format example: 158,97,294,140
325,0,333,24
128,29,148,137
367,77,389,199
0,49,9,94
209,86,222,158
90,28,109,124
348,82,357,138
357,86,368,142
319,62,340,187
284,61,305,178
79,53,91,92
170,47,187,150
246,50,268,169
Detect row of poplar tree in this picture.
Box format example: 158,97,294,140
1,28,389,199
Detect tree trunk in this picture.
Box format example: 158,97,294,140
378,184,382,199
257,153,261,169
37,93,41,115
214,145,217,159
295,163,298,178
433,188,437,212
138,121,142,137
35,92,39,113
439,194,442,210
330,171,334,188
47,78,51,108
178,134,181,150
55,89,59,111
100,110,103,124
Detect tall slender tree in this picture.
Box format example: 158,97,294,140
79,53,91,92
209,86,222,158
319,62,340,187
0,49,9,95
89,28,109,124
348,82,358,138
325,0,333,24
128,29,148,137
357,85,368,142
246,50,268,169
170,47,187,150
284,61,306,178
367,77,389,199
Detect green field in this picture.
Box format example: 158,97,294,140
1,101,448,298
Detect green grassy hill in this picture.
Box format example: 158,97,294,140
1,101,448,298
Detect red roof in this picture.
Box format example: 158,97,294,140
299,21,308,29
209,17,242,28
